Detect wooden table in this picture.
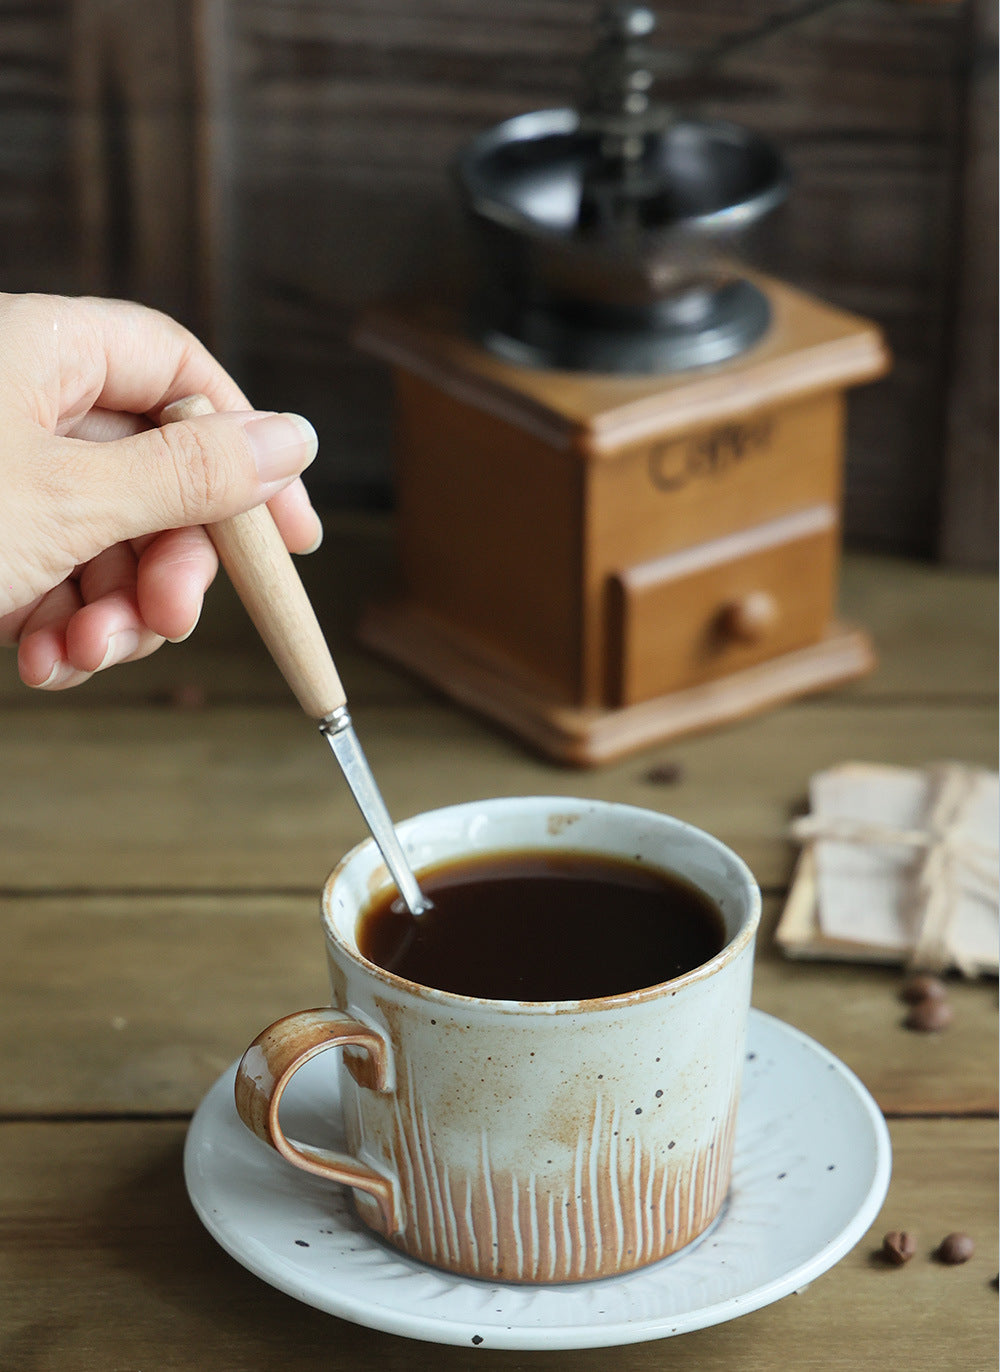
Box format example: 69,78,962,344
1,514,996,1369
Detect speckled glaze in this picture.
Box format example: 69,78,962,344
235,797,760,1283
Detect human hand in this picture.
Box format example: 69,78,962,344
0,292,324,689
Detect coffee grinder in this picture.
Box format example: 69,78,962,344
356,5,890,765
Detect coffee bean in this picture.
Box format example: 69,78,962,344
642,761,684,786
900,973,948,1004
935,1232,974,1264
904,997,954,1032
880,1230,918,1265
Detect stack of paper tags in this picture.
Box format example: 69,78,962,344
776,761,999,977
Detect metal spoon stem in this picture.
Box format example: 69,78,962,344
320,707,431,917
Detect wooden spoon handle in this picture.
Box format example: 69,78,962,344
160,394,346,721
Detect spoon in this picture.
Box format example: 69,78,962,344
160,394,430,917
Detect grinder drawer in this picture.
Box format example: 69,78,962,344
608,506,838,705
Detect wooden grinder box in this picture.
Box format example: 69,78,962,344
357,275,890,765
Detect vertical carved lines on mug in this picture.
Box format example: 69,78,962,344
384,1069,740,1281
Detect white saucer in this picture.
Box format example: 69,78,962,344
184,1009,891,1350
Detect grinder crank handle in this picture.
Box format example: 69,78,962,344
159,393,347,722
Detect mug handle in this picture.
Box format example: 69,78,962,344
234,1007,402,1235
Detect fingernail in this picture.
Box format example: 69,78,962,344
241,412,319,483
35,660,75,689
97,629,141,671
300,515,324,555
167,606,202,644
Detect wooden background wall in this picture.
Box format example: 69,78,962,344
1,0,995,565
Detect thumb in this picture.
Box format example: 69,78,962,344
68,409,319,547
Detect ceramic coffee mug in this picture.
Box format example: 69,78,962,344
235,797,760,1283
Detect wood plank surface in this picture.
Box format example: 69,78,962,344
0,532,993,900
0,698,993,894
1,893,994,1120
0,534,994,1368
1,1118,994,1370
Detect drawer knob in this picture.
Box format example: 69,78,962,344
719,591,779,643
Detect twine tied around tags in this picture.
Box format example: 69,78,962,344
790,764,998,976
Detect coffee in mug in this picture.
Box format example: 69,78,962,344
357,849,726,1001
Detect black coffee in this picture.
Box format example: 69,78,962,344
356,849,727,1001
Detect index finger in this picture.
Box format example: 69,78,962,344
0,292,250,432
